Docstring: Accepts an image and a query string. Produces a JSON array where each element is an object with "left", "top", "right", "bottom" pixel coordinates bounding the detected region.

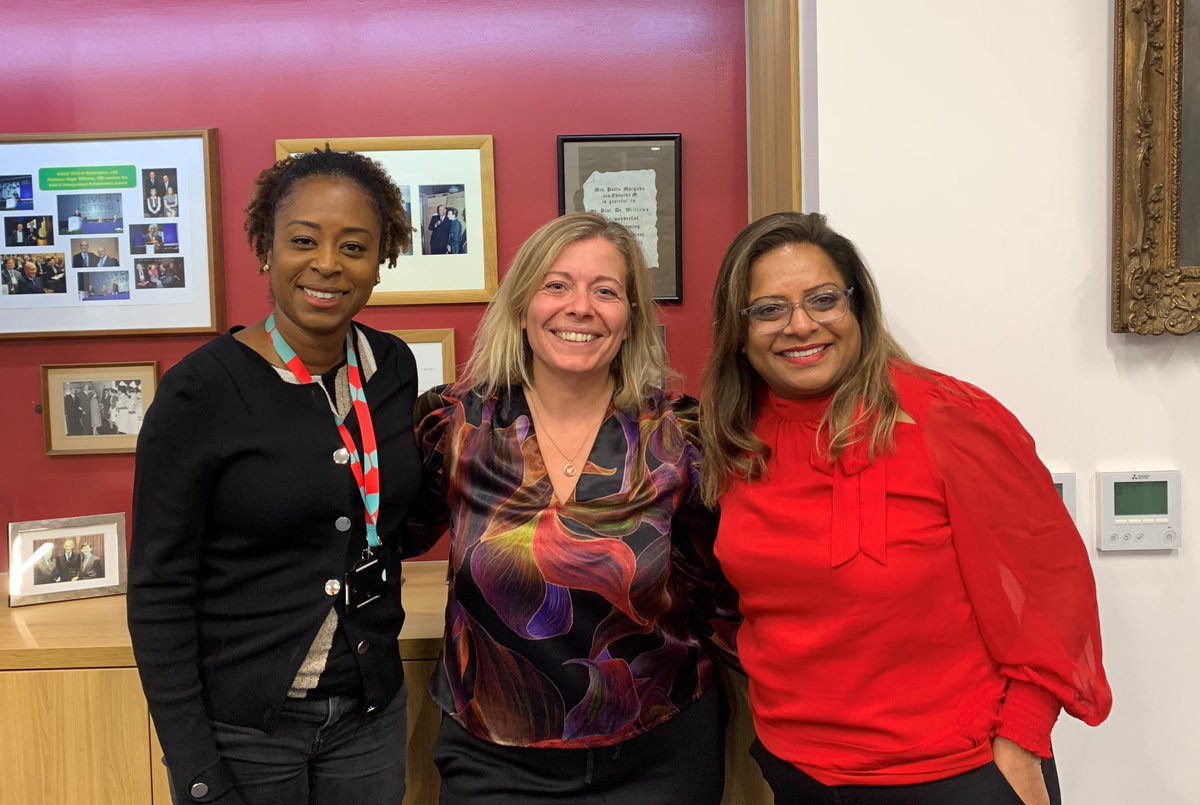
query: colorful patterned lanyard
[{"left": 266, "top": 313, "right": 381, "bottom": 551}]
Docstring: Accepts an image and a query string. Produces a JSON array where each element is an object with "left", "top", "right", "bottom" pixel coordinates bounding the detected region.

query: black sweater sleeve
[{"left": 127, "top": 356, "right": 246, "bottom": 804}]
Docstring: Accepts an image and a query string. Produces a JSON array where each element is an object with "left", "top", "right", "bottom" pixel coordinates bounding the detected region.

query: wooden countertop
[{"left": 0, "top": 561, "right": 449, "bottom": 671}]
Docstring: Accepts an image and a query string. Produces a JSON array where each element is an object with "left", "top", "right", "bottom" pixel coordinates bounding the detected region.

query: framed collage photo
[
  {"left": 276, "top": 136, "right": 498, "bottom": 305},
  {"left": 391, "top": 328, "right": 457, "bottom": 396},
  {"left": 0, "top": 129, "right": 224, "bottom": 340},
  {"left": 7, "top": 513, "right": 127, "bottom": 607},
  {"left": 558, "top": 134, "right": 682, "bottom": 302},
  {"left": 41, "top": 362, "right": 158, "bottom": 455}
]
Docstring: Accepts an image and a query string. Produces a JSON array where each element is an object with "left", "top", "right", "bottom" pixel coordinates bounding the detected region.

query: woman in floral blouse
[{"left": 405, "top": 212, "right": 739, "bottom": 804}]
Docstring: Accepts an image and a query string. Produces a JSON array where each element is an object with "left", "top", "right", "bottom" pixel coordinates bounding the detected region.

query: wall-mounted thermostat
[
  {"left": 1051, "top": 472, "right": 1078, "bottom": 525},
  {"left": 1097, "top": 471, "right": 1181, "bottom": 551}
]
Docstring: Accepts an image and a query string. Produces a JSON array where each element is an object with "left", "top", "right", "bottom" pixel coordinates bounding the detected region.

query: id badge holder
[{"left": 345, "top": 550, "right": 387, "bottom": 610}]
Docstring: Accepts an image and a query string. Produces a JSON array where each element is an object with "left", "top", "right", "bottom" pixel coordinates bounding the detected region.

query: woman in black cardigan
[{"left": 128, "top": 149, "right": 421, "bottom": 805}]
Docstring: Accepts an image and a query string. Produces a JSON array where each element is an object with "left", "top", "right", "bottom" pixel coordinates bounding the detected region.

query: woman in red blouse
[
  {"left": 405, "top": 212, "right": 739, "bottom": 804},
  {"left": 700, "top": 212, "right": 1111, "bottom": 805}
]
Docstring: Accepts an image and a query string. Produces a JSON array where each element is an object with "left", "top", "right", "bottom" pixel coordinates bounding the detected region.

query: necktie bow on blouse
[{"left": 807, "top": 422, "right": 888, "bottom": 567}]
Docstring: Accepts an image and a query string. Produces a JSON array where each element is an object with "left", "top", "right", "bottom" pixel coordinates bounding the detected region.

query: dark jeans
[
  {"left": 171, "top": 683, "right": 407, "bottom": 805},
  {"left": 434, "top": 684, "right": 726, "bottom": 804},
  {"left": 751, "top": 738, "right": 1062, "bottom": 805}
]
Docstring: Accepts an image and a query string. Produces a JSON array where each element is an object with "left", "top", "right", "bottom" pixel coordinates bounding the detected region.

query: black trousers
[
  {"left": 434, "top": 685, "right": 726, "bottom": 804},
  {"left": 166, "top": 686, "right": 407, "bottom": 805},
  {"left": 751, "top": 738, "right": 1062, "bottom": 805}
]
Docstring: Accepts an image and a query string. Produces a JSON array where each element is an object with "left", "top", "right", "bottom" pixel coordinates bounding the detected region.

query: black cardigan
[{"left": 127, "top": 325, "right": 419, "bottom": 803}]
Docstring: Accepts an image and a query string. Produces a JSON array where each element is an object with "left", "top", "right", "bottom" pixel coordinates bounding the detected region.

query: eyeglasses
[{"left": 740, "top": 287, "right": 855, "bottom": 333}]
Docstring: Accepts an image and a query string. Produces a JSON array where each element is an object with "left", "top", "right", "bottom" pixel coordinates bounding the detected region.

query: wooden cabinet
[
  {"left": 401, "top": 657, "right": 441, "bottom": 804},
  {"left": 0, "top": 668, "right": 153, "bottom": 804},
  {"left": 1, "top": 564, "right": 768, "bottom": 804},
  {"left": 0, "top": 565, "right": 448, "bottom": 805}
]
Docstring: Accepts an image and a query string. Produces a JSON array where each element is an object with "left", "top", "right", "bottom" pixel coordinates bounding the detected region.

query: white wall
[{"left": 813, "top": 2, "right": 1200, "bottom": 802}]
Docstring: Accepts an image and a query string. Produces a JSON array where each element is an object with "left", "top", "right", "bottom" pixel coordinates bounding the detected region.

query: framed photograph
[
  {"left": 558, "top": 134, "right": 682, "bottom": 302},
  {"left": 7, "top": 513, "right": 127, "bottom": 607},
  {"left": 391, "top": 328, "right": 456, "bottom": 395},
  {"left": 1112, "top": 0, "right": 1200, "bottom": 334},
  {"left": 275, "top": 136, "right": 498, "bottom": 305},
  {"left": 0, "top": 129, "right": 223, "bottom": 340},
  {"left": 41, "top": 362, "right": 158, "bottom": 455}
]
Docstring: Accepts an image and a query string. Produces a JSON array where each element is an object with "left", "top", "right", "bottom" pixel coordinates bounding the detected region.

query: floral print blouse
[{"left": 404, "top": 382, "right": 739, "bottom": 749}]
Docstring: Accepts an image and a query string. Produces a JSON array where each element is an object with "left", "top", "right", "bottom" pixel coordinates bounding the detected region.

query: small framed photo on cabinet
[{"left": 7, "top": 513, "right": 128, "bottom": 607}]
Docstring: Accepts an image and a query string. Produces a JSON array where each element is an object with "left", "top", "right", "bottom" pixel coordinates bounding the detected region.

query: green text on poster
[{"left": 39, "top": 166, "right": 137, "bottom": 191}]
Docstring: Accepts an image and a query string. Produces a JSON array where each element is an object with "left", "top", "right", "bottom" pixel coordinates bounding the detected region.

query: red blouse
[{"left": 715, "top": 363, "right": 1111, "bottom": 786}]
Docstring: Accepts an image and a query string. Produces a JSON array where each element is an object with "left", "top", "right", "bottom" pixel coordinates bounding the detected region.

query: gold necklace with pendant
[{"left": 526, "top": 387, "right": 606, "bottom": 478}]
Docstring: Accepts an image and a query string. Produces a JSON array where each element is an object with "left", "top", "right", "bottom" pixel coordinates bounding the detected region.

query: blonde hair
[
  {"left": 699, "top": 212, "right": 911, "bottom": 506},
  {"left": 462, "top": 212, "right": 668, "bottom": 410}
]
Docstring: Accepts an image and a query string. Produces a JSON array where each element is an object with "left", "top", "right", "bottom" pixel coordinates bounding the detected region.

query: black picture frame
[{"left": 557, "top": 134, "right": 682, "bottom": 302}]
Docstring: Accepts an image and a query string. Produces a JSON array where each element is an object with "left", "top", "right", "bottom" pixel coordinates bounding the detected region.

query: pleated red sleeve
[{"left": 918, "top": 372, "right": 1112, "bottom": 757}]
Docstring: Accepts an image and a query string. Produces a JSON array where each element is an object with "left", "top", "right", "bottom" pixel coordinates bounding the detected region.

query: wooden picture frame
[
  {"left": 557, "top": 134, "right": 682, "bottom": 302},
  {"left": 1112, "top": 0, "right": 1200, "bottom": 334},
  {"left": 276, "top": 136, "right": 498, "bottom": 306},
  {"left": 7, "top": 513, "right": 127, "bottom": 607},
  {"left": 391, "top": 328, "right": 456, "bottom": 395},
  {"left": 41, "top": 362, "right": 158, "bottom": 455},
  {"left": 0, "top": 129, "right": 224, "bottom": 339}
]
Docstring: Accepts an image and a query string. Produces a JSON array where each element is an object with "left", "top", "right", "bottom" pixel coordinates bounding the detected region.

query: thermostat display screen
[{"left": 1114, "top": 481, "right": 1169, "bottom": 516}]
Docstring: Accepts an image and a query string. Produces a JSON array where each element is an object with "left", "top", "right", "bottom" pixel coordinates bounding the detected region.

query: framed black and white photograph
[
  {"left": 391, "top": 328, "right": 457, "bottom": 395},
  {"left": 0, "top": 129, "right": 223, "bottom": 340},
  {"left": 276, "top": 136, "right": 498, "bottom": 305},
  {"left": 558, "top": 134, "right": 682, "bottom": 302},
  {"left": 7, "top": 513, "right": 128, "bottom": 607},
  {"left": 41, "top": 362, "right": 158, "bottom": 455}
]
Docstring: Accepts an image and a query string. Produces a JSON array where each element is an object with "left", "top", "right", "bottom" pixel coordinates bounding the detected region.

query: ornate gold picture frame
[{"left": 1112, "top": 0, "right": 1199, "bottom": 334}]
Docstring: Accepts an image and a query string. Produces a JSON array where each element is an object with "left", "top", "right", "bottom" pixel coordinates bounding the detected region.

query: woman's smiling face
[
  {"left": 522, "top": 236, "right": 630, "bottom": 386},
  {"left": 267, "top": 175, "right": 381, "bottom": 340},
  {"left": 743, "top": 242, "right": 862, "bottom": 399}
]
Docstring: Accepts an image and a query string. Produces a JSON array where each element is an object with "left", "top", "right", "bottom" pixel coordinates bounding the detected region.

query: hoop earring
[{"left": 259, "top": 263, "right": 270, "bottom": 274}]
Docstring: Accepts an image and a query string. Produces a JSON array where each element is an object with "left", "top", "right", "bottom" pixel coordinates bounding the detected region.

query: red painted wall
[{"left": 1, "top": 1, "right": 747, "bottom": 568}]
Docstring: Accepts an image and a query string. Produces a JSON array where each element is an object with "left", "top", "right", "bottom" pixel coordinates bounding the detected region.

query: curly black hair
[{"left": 244, "top": 145, "right": 411, "bottom": 268}]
